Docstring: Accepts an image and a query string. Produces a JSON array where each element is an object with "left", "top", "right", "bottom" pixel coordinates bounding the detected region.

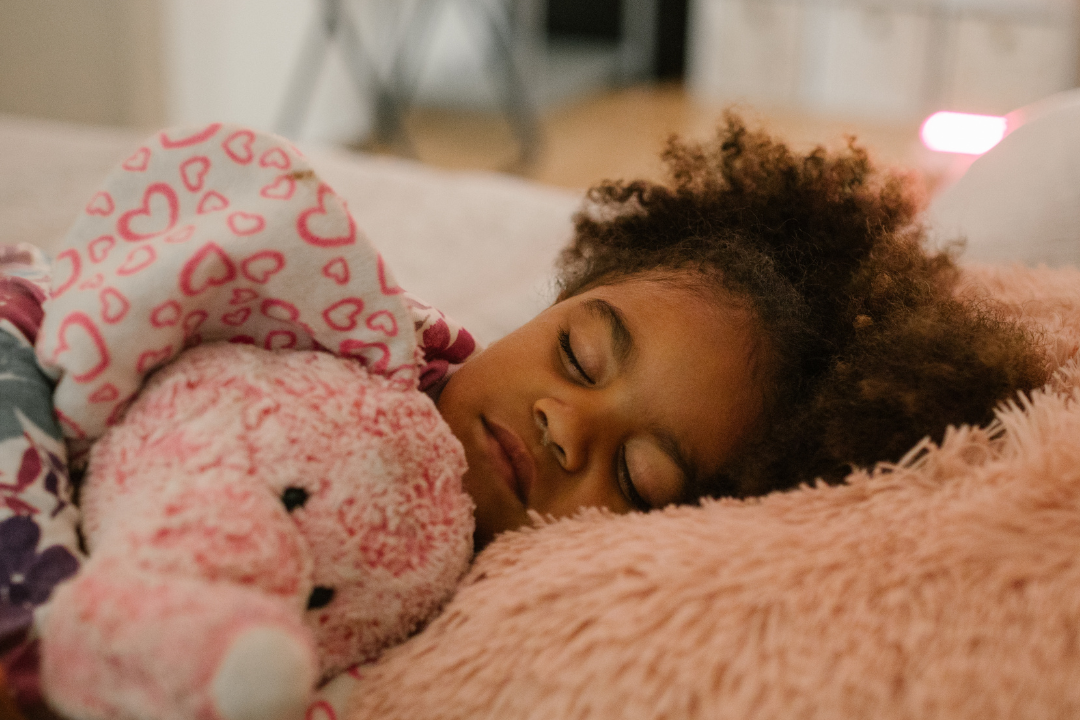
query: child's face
[{"left": 437, "top": 273, "right": 765, "bottom": 549}]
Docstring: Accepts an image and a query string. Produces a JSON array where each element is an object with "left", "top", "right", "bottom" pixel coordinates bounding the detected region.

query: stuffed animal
[{"left": 38, "top": 342, "right": 474, "bottom": 720}]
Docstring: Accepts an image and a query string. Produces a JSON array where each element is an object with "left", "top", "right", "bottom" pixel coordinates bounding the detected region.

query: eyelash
[
  {"left": 558, "top": 328, "right": 595, "bottom": 385},
  {"left": 617, "top": 446, "right": 650, "bottom": 512},
  {"left": 557, "top": 328, "right": 648, "bottom": 511}
]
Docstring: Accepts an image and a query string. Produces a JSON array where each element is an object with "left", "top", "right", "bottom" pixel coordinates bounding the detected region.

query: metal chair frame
[{"left": 276, "top": 0, "right": 541, "bottom": 167}]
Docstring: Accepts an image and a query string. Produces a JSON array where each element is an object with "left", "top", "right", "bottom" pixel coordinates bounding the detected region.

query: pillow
[
  {"left": 344, "top": 264, "right": 1080, "bottom": 720},
  {"left": 927, "top": 88, "right": 1080, "bottom": 267}
]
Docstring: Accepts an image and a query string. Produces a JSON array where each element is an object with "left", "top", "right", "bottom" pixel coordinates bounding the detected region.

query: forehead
[{"left": 571, "top": 278, "right": 765, "bottom": 479}]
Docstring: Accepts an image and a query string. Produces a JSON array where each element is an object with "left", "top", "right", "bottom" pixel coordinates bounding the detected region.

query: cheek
[
  {"left": 529, "top": 474, "right": 635, "bottom": 518},
  {"left": 434, "top": 361, "right": 479, "bottom": 433}
]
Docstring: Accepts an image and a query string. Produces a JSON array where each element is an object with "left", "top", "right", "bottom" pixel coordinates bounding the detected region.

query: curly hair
[{"left": 557, "top": 113, "right": 1049, "bottom": 498}]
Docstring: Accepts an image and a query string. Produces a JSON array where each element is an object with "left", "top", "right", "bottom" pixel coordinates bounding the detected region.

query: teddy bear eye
[
  {"left": 281, "top": 487, "right": 309, "bottom": 512},
  {"left": 307, "top": 586, "right": 335, "bottom": 610}
]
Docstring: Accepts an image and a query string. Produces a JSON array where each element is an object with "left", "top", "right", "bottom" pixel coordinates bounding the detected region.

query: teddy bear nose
[
  {"left": 307, "top": 586, "right": 335, "bottom": 610},
  {"left": 281, "top": 486, "right": 309, "bottom": 512}
]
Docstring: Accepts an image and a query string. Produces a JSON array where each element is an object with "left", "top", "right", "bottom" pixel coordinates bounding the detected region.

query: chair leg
[
  {"left": 455, "top": 0, "right": 543, "bottom": 168},
  {"left": 276, "top": 0, "right": 543, "bottom": 168},
  {"left": 275, "top": 0, "right": 339, "bottom": 137},
  {"left": 337, "top": 0, "right": 413, "bottom": 151}
]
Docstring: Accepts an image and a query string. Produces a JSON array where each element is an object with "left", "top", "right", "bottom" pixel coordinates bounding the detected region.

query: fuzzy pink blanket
[{"left": 342, "top": 263, "right": 1080, "bottom": 720}]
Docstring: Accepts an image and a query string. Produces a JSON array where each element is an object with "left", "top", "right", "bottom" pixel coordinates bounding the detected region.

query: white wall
[
  {"left": 0, "top": 0, "right": 166, "bottom": 129},
  {"left": 688, "top": 0, "right": 1080, "bottom": 121},
  {"left": 162, "top": 0, "right": 375, "bottom": 144},
  {"left": 0, "top": 0, "right": 556, "bottom": 144}
]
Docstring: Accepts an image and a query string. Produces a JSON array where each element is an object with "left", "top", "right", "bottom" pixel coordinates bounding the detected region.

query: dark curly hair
[{"left": 557, "top": 113, "right": 1049, "bottom": 499}]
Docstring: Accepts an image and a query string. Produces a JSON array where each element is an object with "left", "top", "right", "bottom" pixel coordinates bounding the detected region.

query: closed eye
[
  {"left": 558, "top": 328, "right": 595, "bottom": 385},
  {"left": 617, "top": 445, "right": 651, "bottom": 511}
]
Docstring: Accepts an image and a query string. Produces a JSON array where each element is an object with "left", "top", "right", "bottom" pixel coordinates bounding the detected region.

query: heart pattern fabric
[{"left": 35, "top": 124, "right": 454, "bottom": 444}]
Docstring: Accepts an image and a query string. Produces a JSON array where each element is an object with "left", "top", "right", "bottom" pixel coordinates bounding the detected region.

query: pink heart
[
  {"left": 51, "top": 249, "right": 81, "bottom": 299},
  {"left": 88, "top": 383, "right": 120, "bottom": 403},
  {"left": 296, "top": 184, "right": 356, "bottom": 247},
  {"left": 88, "top": 235, "right": 115, "bottom": 264},
  {"left": 228, "top": 212, "right": 265, "bottom": 236},
  {"left": 99, "top": 287, "right": 130, "bottom": 324},
  {"left": 86, "top": 192, "right": 114, "bottom": 217},
  {"left": 122, "top": 147, "right": 150, "bottom": 172},
  {"left": 136, "top": 345, "right": 173, "bottom": 374},
  {"left": 306, "top": 701, "right": 336, "bottom": 720},
  {"left": 165, "top": 225, "right": 196, "bottom": 244},
  {"left": 51, "top": 312, "right": 110, "bottom": 383},
  {"left": 222, "top": 307, "right": 251, "bottom": 326},
  {"left": 184, "top": 310, "right": 208, "bottom": 336},
  {"left": 230, "top": 288, "right": 259, "bottom": 305},
  {"left": 223, "top": 129, "right": 255, "bottom": 164},
  {"left": 197, "top": 190, "right": 229, "bottom": 214},
  {"left": 260, "top": 175, "right": 295, "bottom": 201},
  {"left": 241, "top": 251, "right": 285, "bottom": 284},
  {"left": 117, "top": 182, "right": 178, "bottom": 241},
  {"left": 181, "top": 156, "right": 211, "bottom": 192},
  {"left": 322, "top": 257, "right": 349, "bottom": 285},
  {"left": 180, "top": 242, "right": 236, "bottom": 296},
  {"left": 150, "top": 299, "right": 182, "bottom": 328},
  {"left": 339, "top": 339, "right": 390, "bottom": 374},
  {"left": 260, "top": 299, "right": 300, "bottom": 322},
  {"left": 365, "top": 310, "right": 398, "bottom": 337},
  {"left": 160, "top": 124, "right": 221, "bottom": 149},
  {"left": 322, "top": 298, "right": 365, "bottom": 331},
  {"left": 377, "top": 255, "right": 403, "bottom": 295},
  {"left": 259, "top": 147, "right": 291, "bottom": 170},
  {"left": 116, "top": 246, "right": 157, "bottom": 276},
  {"left": 265, "top": 330, "right": 297, "bottom": 350}
]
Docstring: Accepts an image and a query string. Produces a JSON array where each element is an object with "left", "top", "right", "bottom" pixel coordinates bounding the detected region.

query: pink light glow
[{"left": 920, "top": 111, "right": 1008, "bottom": 155}]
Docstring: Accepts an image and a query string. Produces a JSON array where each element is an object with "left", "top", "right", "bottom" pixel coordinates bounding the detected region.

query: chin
[{"left": 465, "top": 475, "right": 529, "bottom": 552}]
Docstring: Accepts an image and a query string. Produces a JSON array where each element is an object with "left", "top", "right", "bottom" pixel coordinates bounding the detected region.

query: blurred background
[{"left": 0, "top": 0, "right": 1077, "bottom": 190}]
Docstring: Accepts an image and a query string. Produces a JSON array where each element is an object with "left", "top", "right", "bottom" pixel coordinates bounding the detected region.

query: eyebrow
[{"left": 583, "top": 298, "right": 633, "bottom": 366}]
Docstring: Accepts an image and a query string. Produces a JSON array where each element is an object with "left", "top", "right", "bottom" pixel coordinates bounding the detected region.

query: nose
[{"left": 533, "top": 397, "right": 592, "bottom": 473}]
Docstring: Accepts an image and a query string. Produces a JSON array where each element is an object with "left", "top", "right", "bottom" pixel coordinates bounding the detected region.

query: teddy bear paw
[{"left": 211, "top": 626, "right": 316, "bottom": 720}]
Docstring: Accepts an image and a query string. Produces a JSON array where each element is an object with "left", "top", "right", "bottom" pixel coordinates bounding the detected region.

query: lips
[{"left": 481, "top": 417, "right": 535, "bottom": 506}]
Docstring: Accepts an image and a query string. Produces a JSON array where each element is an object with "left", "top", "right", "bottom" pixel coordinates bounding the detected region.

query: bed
[{"left": 2, "top": 92, "right": 1080, "bottom": 719}]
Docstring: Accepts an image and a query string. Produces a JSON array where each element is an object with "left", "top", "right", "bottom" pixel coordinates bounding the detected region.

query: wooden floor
[{"left": 372, "top": 83, "right": 937, "bottom": 192}]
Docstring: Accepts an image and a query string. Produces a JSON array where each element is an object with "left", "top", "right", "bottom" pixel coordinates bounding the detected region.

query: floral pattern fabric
[{"left": 0, "top": 244, "right": 82, "bottom": 709}]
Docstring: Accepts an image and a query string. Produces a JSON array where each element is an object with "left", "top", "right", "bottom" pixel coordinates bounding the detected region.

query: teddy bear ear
[{"left": 281, "top": 487, "right": 309, "bottom": 512}]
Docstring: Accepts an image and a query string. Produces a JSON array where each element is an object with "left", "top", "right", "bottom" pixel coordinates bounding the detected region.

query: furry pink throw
[{"left": 344, "top": 264, "right": 1080, "bottom": 720}]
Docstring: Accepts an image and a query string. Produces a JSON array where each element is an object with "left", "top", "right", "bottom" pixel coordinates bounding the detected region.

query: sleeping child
[{"left": 0, "top": 115, "right": 1048, "bottom": 719}]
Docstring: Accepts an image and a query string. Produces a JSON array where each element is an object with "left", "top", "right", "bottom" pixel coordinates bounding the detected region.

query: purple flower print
[
  {"left": 0, "top": 515, "right": 79, "bottom": 646},
  {"left": 0, "top": 517, "right": 78, "bottom": 610},
  {"left": 0, "top": 516, "right": 79, "bottom": 706},
  {"left": 0, "top": 435, "right": 69, "bottom": 519},
  {"left": 0, "top": 277, "right": 45, "bottom": 345},
  {"left": 422, "top": 319, "right": 476, "bottom": 365},
  {"left": 419, "top": 319, "right": 477, "bottom": 392}
]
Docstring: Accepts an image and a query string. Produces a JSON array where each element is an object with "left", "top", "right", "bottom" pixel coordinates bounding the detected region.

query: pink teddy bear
[{"left": 39, "top": 342, "right": 474, "bottom": 720}]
